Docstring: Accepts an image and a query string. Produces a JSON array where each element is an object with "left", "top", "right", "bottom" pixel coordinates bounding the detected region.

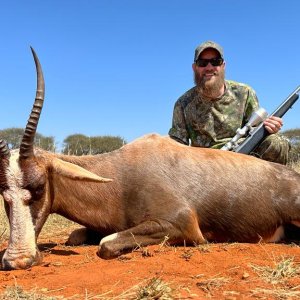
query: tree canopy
[
  {"left": 282, "top": 128, "right": 300, "bottom": 162},
  {"left": 0, "top": 128, "right": 56, "bottom": 152},
  {"left": 62, "top": 134, "right": 126, "bottom": 155}
]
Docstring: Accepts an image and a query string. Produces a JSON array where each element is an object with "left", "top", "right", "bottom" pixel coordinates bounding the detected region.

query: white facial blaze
[{"left": 2, "top": 152, "right": 37, "bottom": 262}]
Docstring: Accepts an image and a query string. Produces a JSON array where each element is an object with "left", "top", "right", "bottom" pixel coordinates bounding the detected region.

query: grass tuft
[
  {"left": 250, "top": 256, "right": 300, "bottom": 284},
  {"left": 251, "top": 286, "right": 300, "bottom": 299},
  {"left": 194, "top": 243, "right": 211, "bottom": 253},
  {"left": 135, "top": 277, "right": 174, "bottom": 300},
  {"left": 0, "top": 284, "right": 64, "bottom": 300},
  {"left": 83, "top": 277, "right": 177, "bottom": 300}
]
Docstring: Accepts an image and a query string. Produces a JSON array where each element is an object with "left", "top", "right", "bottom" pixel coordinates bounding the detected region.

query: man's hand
[{"left": 263, "top": 116, "right": 283, "bottom": 134}]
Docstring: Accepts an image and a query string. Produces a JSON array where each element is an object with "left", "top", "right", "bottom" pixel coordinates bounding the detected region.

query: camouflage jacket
[{"left": 168, "top": 80, "right": 259, "bottom": 148}]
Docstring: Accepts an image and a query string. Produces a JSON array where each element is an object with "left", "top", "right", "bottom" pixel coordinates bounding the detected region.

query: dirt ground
[{"left": 1, "top": 225, "right": 300, "bottom": 300}]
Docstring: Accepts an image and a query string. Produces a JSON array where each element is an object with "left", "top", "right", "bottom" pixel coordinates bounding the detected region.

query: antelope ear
[{"left": 52, "top": 158, "right": 113, "bottom": 183}]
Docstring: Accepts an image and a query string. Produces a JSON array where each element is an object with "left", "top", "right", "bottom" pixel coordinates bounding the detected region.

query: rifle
[{"left": 220, "top": 86, "right": 300, "bottom": 154}]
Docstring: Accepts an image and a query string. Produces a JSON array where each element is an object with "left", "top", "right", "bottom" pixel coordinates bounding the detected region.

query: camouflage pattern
[
  {"left": 169, "top": 80, "right": 259, "bottom": 148},
  {"left": 194, "top": 40, "right": 224, "bottom": 61},
  {"left": 251, "top": 134, "right": 291, "bottom": 165},
  {"left": 169, "top": 80, "right": 291, "bottom": 164}
]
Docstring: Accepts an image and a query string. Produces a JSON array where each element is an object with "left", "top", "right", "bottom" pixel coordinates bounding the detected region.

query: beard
[{"left": 194, "top": 68, "right": 225, "bottom": 99}]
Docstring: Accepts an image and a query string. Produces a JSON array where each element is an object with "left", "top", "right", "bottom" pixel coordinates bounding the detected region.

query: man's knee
[{"left": 251, "top": 134, "right": 291, "bottom": 165}]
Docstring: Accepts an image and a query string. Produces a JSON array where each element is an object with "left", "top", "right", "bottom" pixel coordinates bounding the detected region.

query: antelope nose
[
  {"left": 2, "top": 256, "right": 35, "bottom": 270},
  {"left": 2, "top": 250, "right": 43, "bottom": 270}
]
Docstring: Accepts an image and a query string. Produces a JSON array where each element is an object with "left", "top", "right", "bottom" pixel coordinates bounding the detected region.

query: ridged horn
[
  {"left": 0, "top": 140, "right": 10, "bottom": 159},
  {"left": 19, "top": 47, "right": 45, "bottom": 159}
]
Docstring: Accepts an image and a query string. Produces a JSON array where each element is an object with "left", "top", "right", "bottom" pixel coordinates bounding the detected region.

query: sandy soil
[{"left": 1, "top": 228, "right": 300, "bottom": 300}]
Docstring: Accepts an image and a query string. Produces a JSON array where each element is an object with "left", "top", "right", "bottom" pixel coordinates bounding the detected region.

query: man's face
[{"left": 193, "top": 48, "right": 225, "bottom": 98}]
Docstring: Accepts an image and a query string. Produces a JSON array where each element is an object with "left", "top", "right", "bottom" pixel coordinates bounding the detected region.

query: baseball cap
[{"left": 194, "top": 41, "right": 224, "bottom": 62}]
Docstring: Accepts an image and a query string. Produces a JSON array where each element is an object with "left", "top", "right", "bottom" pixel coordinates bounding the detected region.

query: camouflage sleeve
[
  {"left": 168, "top": 100, "right": 189, "bottom": 145},
  {"left": 243, "top": 86, "right": 260, "bottom": 124}
]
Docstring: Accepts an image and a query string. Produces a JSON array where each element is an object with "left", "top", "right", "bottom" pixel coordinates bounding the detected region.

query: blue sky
[{"left": 1, "top": 1, "right": 300, "bottom": 149}]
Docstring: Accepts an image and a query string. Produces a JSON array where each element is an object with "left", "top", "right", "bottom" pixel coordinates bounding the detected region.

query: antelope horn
[
  {"left": 19, "top": 47, "right": 45, "bottom": 159},
  {"left": 0, "top": 140, "right": 10, "bottom": 159}
]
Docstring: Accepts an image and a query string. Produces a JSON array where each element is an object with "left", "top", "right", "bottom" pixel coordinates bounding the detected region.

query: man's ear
[{"left": 192, "top": 63, "right": 197, "bottom": 71}]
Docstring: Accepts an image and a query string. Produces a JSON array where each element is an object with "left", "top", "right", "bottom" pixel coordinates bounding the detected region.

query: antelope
[{"left": 1, "top": 49, "right": 300, "bottom": 271}]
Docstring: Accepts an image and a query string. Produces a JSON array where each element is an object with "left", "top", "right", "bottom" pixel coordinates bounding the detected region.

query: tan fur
[{"left": 2, "top": 134, "right": 300, "bottom": 269}]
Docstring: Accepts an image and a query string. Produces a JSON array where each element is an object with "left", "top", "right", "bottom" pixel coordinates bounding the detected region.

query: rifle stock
[{"left": 233, "top": 86, "right": 300, "bottom": 154}]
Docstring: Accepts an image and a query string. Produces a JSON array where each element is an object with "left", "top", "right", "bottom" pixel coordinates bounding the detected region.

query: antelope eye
[
  {"left": 35, "top": 185, "right": 45, "bottom": 197},
  {"left": 26, "top": 184, "right": 45, "bottom": 201}
]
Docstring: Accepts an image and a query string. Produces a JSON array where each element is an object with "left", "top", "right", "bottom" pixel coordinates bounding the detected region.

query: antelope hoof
[
  {"left": 66, "top": 228, "right": 89, "bottom": 246},
  {"left": 97, "top": 242, "right": 124, "bottom": 259}
]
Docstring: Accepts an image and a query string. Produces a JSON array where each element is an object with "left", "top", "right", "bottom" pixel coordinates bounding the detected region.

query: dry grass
[
  {"left": 288, "top": 159, "right": 300, "bottom": 173},
  {"left": 134, "top": 277, "right": 174, "bottom": 300},
  {"left": 81, "top": 277, "right": 178, "bottom": 300},
  {"left": 0, "top": 199, "right": 8, "bottom": 243},
  {"left": 0, "top": 197, "right": 79, "bottom": 243},
  {"left": 196, "top": 275, "right": 229, "bottom": 295},
  {"left": 194, "top": 243, "right": 211, "bottom": 253},
  {"left": 250, "top": 256, "right": 300, "bottom": 284},
  {"left": 39, "top": 214, "right": 80, "bottom": 241},
  {"left": 0, "top": 228, "right": 6, "bottom": 246},
  {"left": 251, "top": 286, "right": 300, "bottom": 299},
  {"left": 0, "top": 277, "right": 179, "bottom": 300},
  {"left": 0, "top": 284, "right": 65, "bottom": 300}
]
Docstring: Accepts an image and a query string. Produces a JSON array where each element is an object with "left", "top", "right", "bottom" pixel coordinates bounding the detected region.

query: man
[{"left": 168, "top": 41, "right": 290, "bottom": 164}]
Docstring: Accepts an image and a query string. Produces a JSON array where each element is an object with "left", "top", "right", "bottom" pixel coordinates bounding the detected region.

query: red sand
[{"left": 1, "top": 235, "right": 300, "bottom": 299}]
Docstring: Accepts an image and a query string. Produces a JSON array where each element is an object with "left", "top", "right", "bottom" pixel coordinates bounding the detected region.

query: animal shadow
[
  {"left": 283, "top": 224, "right": 300, "bottom": 245},
  {"left": 39, "top": 243, "right": 79, "bottom": 256}
]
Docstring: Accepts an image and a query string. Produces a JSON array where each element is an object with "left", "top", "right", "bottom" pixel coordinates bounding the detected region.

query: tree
[
  {"left": 90, "top": 136, "right": 126, "bottom": 154},
  {"left": 62, "top": 134, "right": 90, "bottom": 155},
  {"left": 62, "top": 134, "right": 126, "bottom": 155},
  {"left": 0, "top": 128, "right": 56, "bottom": 152},
  {"left": 282, "top": 128, "right": 300, "bottom": 162}
]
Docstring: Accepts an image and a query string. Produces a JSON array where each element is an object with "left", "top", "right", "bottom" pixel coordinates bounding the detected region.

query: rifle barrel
[{"left": 234, "top": 86, "right": 300, "bottom": 154}]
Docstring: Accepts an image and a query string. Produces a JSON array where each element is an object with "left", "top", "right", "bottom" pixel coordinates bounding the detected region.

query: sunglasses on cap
[{"left": 195, "top": 58, "right": 224, "bottom": 67}]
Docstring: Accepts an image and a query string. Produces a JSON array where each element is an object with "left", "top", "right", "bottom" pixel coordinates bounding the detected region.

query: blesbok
[{"left": 1, "top": 49, "right": 300, "bottom": 270}]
